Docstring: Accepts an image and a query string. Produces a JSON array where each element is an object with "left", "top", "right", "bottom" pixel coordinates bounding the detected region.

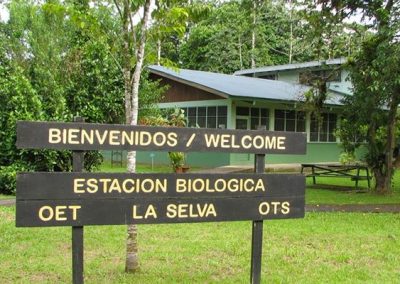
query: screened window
[
  {"left": 274, "top": 109, "right": 305, "bottom": 132},
  {"left": 299, "top": 69, "right": 341, "bottom": 86},
  {"left": 310, "top": 113, "right": 337, "bottom": 142},
  {"left": 178, "top": 106, "right": 227, "bottom": 129},
  {"left": 236, "top": 107, "right": 269, "bottom": 130}
]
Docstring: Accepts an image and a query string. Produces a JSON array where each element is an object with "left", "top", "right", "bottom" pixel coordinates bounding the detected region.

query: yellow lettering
[
  {"left": 49, "top": 128, "right": 62, "bottom": 144},
  {"left": 81, "top": 129, "right": 94, "bottom": 144},
  {"left": 87, "top": 178, "right": 98, "bottom": 193},
  {"left": 281, "top": 202, "right": 290, "bottom": 214},
  {"left": 108, "top": 179, "right": 121, "bottom": 193},
  {"left": 265, "top": 136, "right": 276, "bottom": 149},
  {"left": 255, "top": 179, "right": 265, "bottom": 191},
  {"left": 38, "top": 206, "right": 54, "bottom": 221},
  {"left": 69, "top": 205, "right": 81, "bottom": 220},
  {"left": 68, "top": 129, "right": 80, "bottom": 144},
  {"left": 241, "top": 135, "right": 252, "bottom": 149},
  {"left": 204, "top": 134, "right": 220, "bottom": 148},
  {"left": 140, "top": 131, "right": 151, "bottom": 146},
  {"left": 166, "top": 204, "right": 177, "bottom": 218},
  {"left": 109, "top": 130, "right": 120, "bottom": 145},
  {"left": 277, "top": 137, "right": 286, "bottom": 150},
  {"left": 55, "top": 206, "right": 67, "bottom": 221},
  {"left": 167, "top": 132, "right": 178, "bottom": 147},
  {"left": 73, "top": 179, "right": 85, "bottom": 194},
  {"left": 220, "top": 134, "right": 230, "bottom": 148},
  {"left": 153, "top": 132, "right": 166, "bottom": 146},
  {"left": 132, "top": 205, "right": 143, "bottom": 219},
  {"left": 176, "top": 179, "right": 186, "bottom": 193},
  {"left": 259, "top": 202, "right": 270, "bottom": 215},
  {"left": 145, "top": 205, "right": 157, "bottom": 219}
]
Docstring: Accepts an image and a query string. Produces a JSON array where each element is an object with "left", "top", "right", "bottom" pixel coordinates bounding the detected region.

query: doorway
[{"left": 234, "top": 116, "right": 251, "bottom": 163}]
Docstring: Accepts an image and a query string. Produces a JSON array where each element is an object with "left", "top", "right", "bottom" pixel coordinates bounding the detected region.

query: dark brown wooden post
[
  {"left": 251, "top": 125, "right": 266, "bottom": 284},
  {"left": 72, "top": 117, "right": 84, "bottom": 284}
]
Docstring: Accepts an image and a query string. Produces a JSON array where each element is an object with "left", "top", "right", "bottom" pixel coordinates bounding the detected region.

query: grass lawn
[
  {"left": 305, "top": 170, "right": 400, "bottom": 205},
  {"left": 1, "top": 164, "right": 399, "bottom": 282},
  {"left": 1, "top": 205, "right": 399, "bottom": 283}
]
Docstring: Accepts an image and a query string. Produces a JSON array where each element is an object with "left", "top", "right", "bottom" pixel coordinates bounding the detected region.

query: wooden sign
[
  {"left": 17, "top": 121, "right": 306, "bottom": 154},
  {"left": 16, "top": 173, "right": 305, "bottom": 227}
]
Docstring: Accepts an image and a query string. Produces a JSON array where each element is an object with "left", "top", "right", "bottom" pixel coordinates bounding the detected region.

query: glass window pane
[
  {"left": 310, "top": 132, "right": 319, "bottom": 141},
  {"left": 297, "top": 119, "right": 306, "bottom": 132},
  {"left": 218, "top": 106, "right": 227, "bottom": 116},
  {"left": 188, "top": 116, "right": 197, "bottom": 127},
  {"left": 207, "top": 106, "right": 216, "bottom": 116},
  {"left": 237, "top": 107, "right": 249, "bottom": 116},
  {"left": 197, "top": 116, "right": 206, "bottom": 128},
  {"left": 260, "top": 108, "right": 268, "bottom": 117},
  {"left": 207, "top": 116, "right": 216, "bottom": 128},
  {"left": 319, "top": 132, "right": 328, "bottom": 142},
  {"left": 286, "top": 110, "right": 295, "bottom": 119},
  {"left": 188, "top": 107, "right": 196, "bottom": 117},
  {"left": 328, "top": 133, "right": 336, "bottom": 142},
  {"left": 260, "top": 117, "right": 269, "bottom": 130},
  {"left": 251, "top": 108, "right": 259, "bottom": 117},
  {"left": 198, "top": 107, "right": 206, "bottom": 116},
  {"left": 251, "top": 117, "right": 259, "bottom": 130},
  {"left": 218, "top": 116, "right": 227, "bottom": 129},
  {"left": 286, "top": 119, "right": 295, "bottom": 132},
  {"left": 275, "top": 109, "right": 285, "bottom": 118},
  {"left": 275, "top": 118, "right": 284, "bottom": 131}
]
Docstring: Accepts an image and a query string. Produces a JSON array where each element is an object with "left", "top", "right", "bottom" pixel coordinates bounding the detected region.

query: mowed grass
[
  {"left": 1, "top": 205, "right": 399, "bottom": 283},
  {"left": 306, "top": 170, "right": 400, "bottom": 205}
]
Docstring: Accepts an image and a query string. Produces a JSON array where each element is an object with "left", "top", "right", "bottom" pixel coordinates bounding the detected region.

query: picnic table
[{"left": 301, "top": 163, "right": 371, "bottom": 189}]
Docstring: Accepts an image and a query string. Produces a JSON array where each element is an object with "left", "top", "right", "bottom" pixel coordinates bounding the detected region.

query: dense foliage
[
  {"left": 1, "top": 0, "right": 398, "bottom": 195},
  {"left": 305, "top": 0, "right": 400, "bottom": 194}
]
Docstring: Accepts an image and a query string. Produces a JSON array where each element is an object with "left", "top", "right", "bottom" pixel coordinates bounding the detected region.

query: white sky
[{"left": 0, "top": 1, "right": 9, "bottom": 22}]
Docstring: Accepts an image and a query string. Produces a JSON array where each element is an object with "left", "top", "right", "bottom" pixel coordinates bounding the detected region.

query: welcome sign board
[{"left": 17, "top": 121, "right": 306, "bottom": 154}]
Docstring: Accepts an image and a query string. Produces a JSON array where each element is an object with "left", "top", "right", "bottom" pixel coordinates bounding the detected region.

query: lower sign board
[{"left": 16, "top": 173, "right": 305, "bottom": 227}]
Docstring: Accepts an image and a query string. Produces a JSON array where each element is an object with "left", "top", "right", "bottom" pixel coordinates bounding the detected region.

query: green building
[{"left": 140, "top": 58, "right": 351, "bottom": 167}]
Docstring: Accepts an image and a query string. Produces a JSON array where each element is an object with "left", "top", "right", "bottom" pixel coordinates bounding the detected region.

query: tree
[
  {"left": 307, "top": 0, "right": 400, "bottom": 194},
  {"left": 112, "top": 0, "right": 152, "bottom": 272}
]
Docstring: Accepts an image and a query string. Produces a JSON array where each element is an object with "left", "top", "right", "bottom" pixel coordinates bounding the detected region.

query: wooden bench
[{"left": 301, "top": 163, "right": 371, "bottom": 189}]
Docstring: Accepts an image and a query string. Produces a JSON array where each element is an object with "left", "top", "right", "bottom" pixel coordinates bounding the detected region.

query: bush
[{"left": 0, "top": 163, "right": 29, "bottom": 195}]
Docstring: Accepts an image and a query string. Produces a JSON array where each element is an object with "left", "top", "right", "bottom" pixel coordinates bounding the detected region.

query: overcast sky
[{"left": 0, "top": 1, "right": 9, "bottom": 22}]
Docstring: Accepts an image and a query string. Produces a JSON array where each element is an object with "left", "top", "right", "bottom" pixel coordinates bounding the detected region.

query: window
[
  {"left": 299, "top": 69, "right": 341, "bottom": 86},
  {"left": 310, "top": 113, "right": 337, "bottom": 142},
  {"left": 258, "top": 74, "right": 277, "bottom": 80},
  {"left": 274, "top": 110, "right": 305, "bottom": 132},
  {"left": 176, "top": 106, "right": 228, "bottom": 129},
  {"left": 236, "top": 107, "right": 269, "bottom": 130}
]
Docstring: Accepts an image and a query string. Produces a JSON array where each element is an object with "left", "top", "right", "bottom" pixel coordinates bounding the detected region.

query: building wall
[
  {"left": 144, "top": 71, "right": 349, "bottom": 168},
  {"left": 150, "top": 74, "right": 224, "bottom": 102}
]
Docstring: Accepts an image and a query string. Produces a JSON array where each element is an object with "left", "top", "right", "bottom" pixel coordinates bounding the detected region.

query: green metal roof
[{"left": 148, "top": 65, "right": 343, "bottom": 105}]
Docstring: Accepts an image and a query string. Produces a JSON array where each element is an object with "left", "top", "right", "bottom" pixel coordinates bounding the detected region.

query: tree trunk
[
  {"left": 374, "top": 169, "right": 389, "bottom": 194},
  {"left": 251, "top": 0, "right": 256, "bottom": 69},
  {"left": 238, "top": 35, "right": 243, "bottom": 69},
  {"left": 125, "top": 0, "right": 152, "bottom": 273},
  {"left": 381, "top": 95, "right": 399, "bottom": 194},
  {"left": 288, "top": 0, "right": 293, "bottom": 64},
  {"left": 157, "top": 38, "right": 161, "bottom": 66}
]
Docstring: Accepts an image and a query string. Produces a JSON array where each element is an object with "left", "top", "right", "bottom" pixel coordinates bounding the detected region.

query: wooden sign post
[
  {"left": 16, "top": 120, "right": 307, "bottom": 284},
  {"left": 72, "top": 117, "right": 84, "bottom": 284}
]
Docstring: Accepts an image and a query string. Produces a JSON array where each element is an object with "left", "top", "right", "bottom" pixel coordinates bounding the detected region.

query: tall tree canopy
[{"left": 307, "top": 0, "right": 400, "bottom": 194}]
